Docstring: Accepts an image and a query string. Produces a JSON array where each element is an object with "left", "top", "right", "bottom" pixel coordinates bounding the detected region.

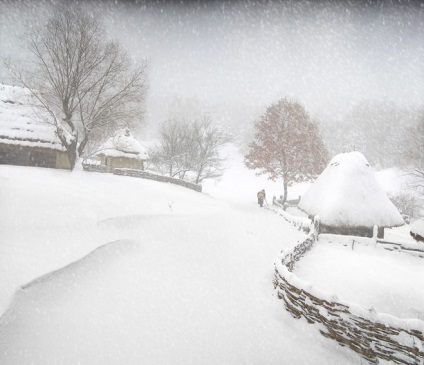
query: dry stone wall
[
  {"left": 82, "top": 163, "right": 107, "bottom": 173},
  {"left": 273, "top": 214, "right": 424, "bottom": 365},
  {"left": 113, "top": 168, "right": 202, "bottom": 193}
]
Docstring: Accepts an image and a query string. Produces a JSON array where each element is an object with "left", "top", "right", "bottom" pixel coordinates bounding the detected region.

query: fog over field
[{"left": 1, "top": 0, "right": 423, "bottom": 138}]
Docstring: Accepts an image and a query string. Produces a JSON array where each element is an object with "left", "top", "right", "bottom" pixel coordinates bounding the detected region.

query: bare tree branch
[
  {"left": 2, "top": 6, "right": 148, "bottom": 170},
  {"left": 148, "top": 116, "right": 231, "bottom": 183}
]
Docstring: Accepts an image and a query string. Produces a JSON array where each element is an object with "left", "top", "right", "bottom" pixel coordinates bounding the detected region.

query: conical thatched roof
[
  {"left": 298, "top": 151, "right": 404, "bottom": 228},
  {"left": 98, "top": 129, "right": 149, "bottom": 160}
]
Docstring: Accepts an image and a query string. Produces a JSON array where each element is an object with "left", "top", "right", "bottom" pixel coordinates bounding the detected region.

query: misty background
[{"left": 1, "top": 0, "right": 423, "bottom": 166}]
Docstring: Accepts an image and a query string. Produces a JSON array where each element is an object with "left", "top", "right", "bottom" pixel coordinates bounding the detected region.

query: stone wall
[
  {"left": 266, "top": 204, "right": 311, "bottom": 233},
  {"left": 82, "top": 163, "right": 107, "bottom": 173},
  {"left": 273, "top": 213, "right": 424, "bottom": 365},
  {"left": 113, "top": 168, "right": 202, "bottom": 193}
]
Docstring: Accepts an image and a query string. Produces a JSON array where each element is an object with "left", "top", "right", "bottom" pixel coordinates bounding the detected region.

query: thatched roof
[
  {"left": 410, "top": 219, "right": 424, "bottom": 238},
  {"left": 298, "top": 151, "right": 404, "bottom": 228},
  {"left": 0, "top": 84, "right": 64, "bottom": 152},
  {"left": 97, "top": 129, "right": 149, "bottom": 160}
]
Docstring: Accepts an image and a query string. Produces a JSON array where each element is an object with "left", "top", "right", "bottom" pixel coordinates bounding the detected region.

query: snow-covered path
[{"left": 0, "top": 164, "right": 362, "bottom": 364}]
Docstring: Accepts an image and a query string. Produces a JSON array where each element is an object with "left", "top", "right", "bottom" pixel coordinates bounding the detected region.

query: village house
[
  {"left": 97, "top": 128, "right": 149, "bottom": 173},
  {"left": 298, "top": 151, "right": 404, "bottom": 238},
  {"left": 0, "top": 84, "right": 70, "bottom": 170}
]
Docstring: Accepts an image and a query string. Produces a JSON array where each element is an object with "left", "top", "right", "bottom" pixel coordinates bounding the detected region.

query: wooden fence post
[{"left": 372, "top": 225, "right": 378, "bottom": 245}]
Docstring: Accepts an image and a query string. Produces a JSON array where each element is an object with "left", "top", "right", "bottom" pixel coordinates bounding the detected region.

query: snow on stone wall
[
  {"left": 265, "top": 204, "right": 312, "bottom": 233},
  {"left": 273, "top": 213, "right": 424, "bottom": 365},
  {"left": 113, "top": 168, "right": 202, "bottom": 192}
]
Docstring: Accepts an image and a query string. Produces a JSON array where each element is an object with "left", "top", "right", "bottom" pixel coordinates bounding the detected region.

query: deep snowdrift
[
  {"left": 0, "top": 165, "right": 361, "bottom": 365},
  {"left": 295, "top": 236, "right": 424, "bottom": 319}
]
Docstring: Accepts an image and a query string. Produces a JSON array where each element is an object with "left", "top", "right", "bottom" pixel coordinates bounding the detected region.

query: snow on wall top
[
  {"left": 298, "top": 151, "right": 404, "bottom": 228},
  {"left": 410, "top": 219, "right": 424, "bottom": 238},
  {"left": 98, "top": 128, "right": 149, "bottom": 160},
  {"left": 0, "top": 84, "right": 64, "bottom": 151}
]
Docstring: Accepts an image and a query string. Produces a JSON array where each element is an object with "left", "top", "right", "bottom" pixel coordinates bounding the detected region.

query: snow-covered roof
[
  {"left": 410, "top": 219, "right": 424, "bottom": 238},
  {"left": 97, "top": 129, "right": 149, "bottom": 160},
  {"left": 0, "top": 84, "right": 64, "bottom": 151},
  {"left": 298, "top": 151, "right": 404, "bottom": 228}
]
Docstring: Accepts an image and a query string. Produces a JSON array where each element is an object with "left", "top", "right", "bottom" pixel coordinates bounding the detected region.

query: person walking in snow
[{"left": 257, "top": 189, "right": 266, "bottom": 207}]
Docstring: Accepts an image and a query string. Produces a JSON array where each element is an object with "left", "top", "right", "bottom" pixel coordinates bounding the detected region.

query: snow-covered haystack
[{"left": 298, "top": 151, "right": 404, "bottom": 237}]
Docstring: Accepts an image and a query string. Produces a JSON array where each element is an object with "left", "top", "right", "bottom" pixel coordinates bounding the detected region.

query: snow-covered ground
[
  {"left": 295, "top": 235, "right": 424, "bottom": 320},
  {"left": 0, "top": 145, "right": 417, "bottom": 364}
]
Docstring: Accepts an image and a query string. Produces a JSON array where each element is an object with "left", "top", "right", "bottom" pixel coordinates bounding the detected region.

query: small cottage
[
  {"left": 97, "top": 128, "right": 149, "bottom": 173},
  {"left": 298, "top": 151, "right": 404, "bottom": 238},
  {"left": 0, "top": 84, "right": 70, "bottom": 170}
]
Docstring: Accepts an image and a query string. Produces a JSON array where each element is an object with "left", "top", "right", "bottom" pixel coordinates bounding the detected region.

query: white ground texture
[
  {"left": 0, "top": 145, "right": 417, "bottom": 364},
  {"left": 295, "top": 234, "right": 424, "bottom": 320}
]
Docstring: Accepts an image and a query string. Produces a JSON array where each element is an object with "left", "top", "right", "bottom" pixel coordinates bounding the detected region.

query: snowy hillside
[
  {"left": 1, "top": 145, "right": 419, "bottom": 364},
  {"left": 0, "top": 161, "right": 363, "bottom": 364}
]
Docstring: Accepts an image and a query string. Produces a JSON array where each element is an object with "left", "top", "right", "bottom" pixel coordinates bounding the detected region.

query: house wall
[
  {"left": 103, "top": 156, "right": 143, "bottom": 173},
  {"left": 0, "top": 143, "right": 70, "bottom": 170},
  {"left": 319, "top": 224, "right": 376, "bottom": 238},
  {"left": 55, "top": 151, "right": 71, "bottom": 170}
]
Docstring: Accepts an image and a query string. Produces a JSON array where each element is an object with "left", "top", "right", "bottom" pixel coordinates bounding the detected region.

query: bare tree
[
  {"left": 320, "top": 101, "right": 421, "bottom": 169},
  {"left": 148, "top": 119, "right": 195, "bottom": 178},
  {"left": 403, "top": 112, "right": 424, "bottom": 198},
  {"left": 3, "top": 6, "right": 147, "bottom": 170},
  {"left": 149, "top": 116, "right": 231, "bottom": 184},
  {"left": 389, "top": 191, "right": 421, "bottom": 219},
  {"left": 408, "top": 168, "right": 424, "bottom": 193},
  {"left": 191, "top": 119, "right": 231, "bottom": 184}
]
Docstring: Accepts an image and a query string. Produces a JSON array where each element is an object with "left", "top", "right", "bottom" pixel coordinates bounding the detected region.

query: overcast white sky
[{"left": 1, "top": 0, "right": 423, "bottom": 136}]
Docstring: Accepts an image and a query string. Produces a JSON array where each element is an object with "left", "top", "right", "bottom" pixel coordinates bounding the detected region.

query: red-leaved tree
[{"left": 244, "top": 98, "right": 328, "bottom": 203}]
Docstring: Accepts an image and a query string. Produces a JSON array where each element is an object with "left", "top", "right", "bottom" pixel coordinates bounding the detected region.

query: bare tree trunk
[
  {"left": 67, "top": 139, "right": 78, "bottom": 171},
  {"left": 283, "top": 181, "right": 288, "bottom": 204},
  {"left": 195, "top": 172, "right": 201, "bottom": 185}
]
